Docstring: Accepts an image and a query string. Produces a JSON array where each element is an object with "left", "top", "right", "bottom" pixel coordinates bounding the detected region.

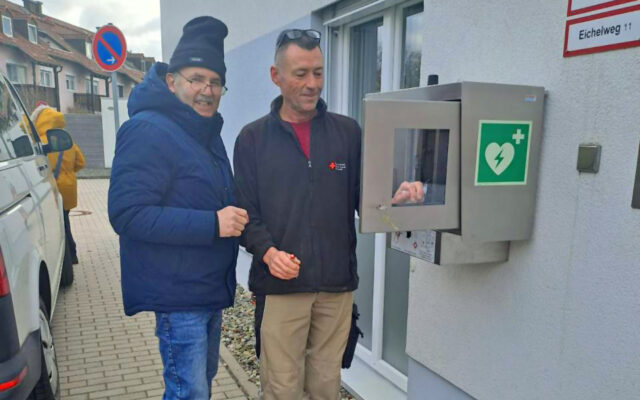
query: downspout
[
  {"left": 31, "top": 61, "right": 36, "bottom": 89},
  {"left": 105, "top": 76, "right": 110, "bottom": 98},
  {"left": 90, "top": 72, "right": 95, "bottom": 113},
  {"left": 53, "top": 65, "right": 62, "bottom": 111}
]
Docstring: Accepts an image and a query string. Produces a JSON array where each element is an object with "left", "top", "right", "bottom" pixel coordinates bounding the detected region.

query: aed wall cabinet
[{"left": 359, "top": 82, "right": 545, "bottom": 257}]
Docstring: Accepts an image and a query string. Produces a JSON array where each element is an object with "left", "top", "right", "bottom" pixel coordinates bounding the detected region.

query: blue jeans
[{"left": 155, "top": 310, "right": 223, "bottom": 400}]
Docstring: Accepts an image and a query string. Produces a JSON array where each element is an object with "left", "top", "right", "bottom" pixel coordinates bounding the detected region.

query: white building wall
[
  {"left": 58, "top": 61, "right": 83, "bottom": 113},
  {"left": 160, "top": 1, "right": 640, "bottom": 399},
  {"left": 406, "top": 1, "right": 640, "bottom": 399}
]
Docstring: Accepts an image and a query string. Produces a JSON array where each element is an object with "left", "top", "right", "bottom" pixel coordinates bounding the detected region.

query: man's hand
[
  {"left": 217, "top": 206, "right": 249, "bottom": 237},
  {"left": 392, "top": 181, "right": 425, "bottom": 205},
  {"left": 262, "top": 247, "right": 300, "bottom": 280}
]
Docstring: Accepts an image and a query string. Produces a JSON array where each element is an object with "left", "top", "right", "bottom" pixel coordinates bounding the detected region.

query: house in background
[{"left": 0, "top": 0, "right": 153, "bottom": 113}]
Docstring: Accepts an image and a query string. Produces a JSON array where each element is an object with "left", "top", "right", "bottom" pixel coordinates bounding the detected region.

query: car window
[{"left": 0, "top": 77, "right": 35, "bottom": 161}]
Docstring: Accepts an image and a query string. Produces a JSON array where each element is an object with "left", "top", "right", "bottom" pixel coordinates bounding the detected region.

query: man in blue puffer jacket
[{"left": 108, "top": 16, "right": 248, "bottom": 400}]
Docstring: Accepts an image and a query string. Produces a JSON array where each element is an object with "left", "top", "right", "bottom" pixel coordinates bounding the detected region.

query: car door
[
  {"left": 3, "top": 77, "right": 65, "bottom": 299},
  {"left": 0, "top": 75, "right": 46, "bottom": 344}
]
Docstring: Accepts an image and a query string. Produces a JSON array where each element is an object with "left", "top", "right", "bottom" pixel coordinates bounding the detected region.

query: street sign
[
  {"left": 564, "top": 4, "right": 640, "bottom": 57},
  {"left": 92, "top": 25, "right": 127, "bottom": 72},
  {"left": 475, "top": 120, "right": 532, "bottom": 186},
  {"left": 567, "top": 0, "right": 635, "bottom": 16}
]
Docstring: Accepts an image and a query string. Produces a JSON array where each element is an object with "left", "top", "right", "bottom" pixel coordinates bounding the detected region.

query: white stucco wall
[
  {"left": 159, "top": 1, "right": 640, "bottom": 399},
  {"left": 160, "top": 0, "right": 336, "bottom": 57},
  {"left": 406, "top": 1, "right": 640, "bottom": 399}
]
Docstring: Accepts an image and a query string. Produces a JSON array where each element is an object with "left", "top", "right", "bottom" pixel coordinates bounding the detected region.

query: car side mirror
[{"left": 43, "top": 129, "right": 73, "bottom": 154}]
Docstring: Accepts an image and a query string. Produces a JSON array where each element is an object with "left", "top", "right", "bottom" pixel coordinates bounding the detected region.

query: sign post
[{"left": 92, "top": 24, "right": 127, "bottom": 131}]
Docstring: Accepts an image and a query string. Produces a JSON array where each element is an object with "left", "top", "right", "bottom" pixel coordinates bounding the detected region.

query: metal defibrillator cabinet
[{"left": 359, "top": 82, "right": 545, "bottom": 264}]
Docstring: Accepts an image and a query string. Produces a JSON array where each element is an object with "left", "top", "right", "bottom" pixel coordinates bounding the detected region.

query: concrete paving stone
[
  {"left": 142, "top": 375, "right": 164, "bottom": 385},
  {"left": 103, "top": 366, "right": 139, "bottom": 377},
  {"left": 63, "top": 379, "right": 91, "bottom": 390},
  {"left": 63, "top": 394, "right": 90, "bottom": 400},
  {"left": 217, "top": 377, "right": 236, "bottom": 386},
  {"left": 135, "top": 354, "right": 160, "bottom": 363},
  {"left": 101, "top": 356, "right": 132, "bottom": 366},
  {"left": 106, "top": 378, "right": 144, "bottom": 390},
  {"left": 69, "top": 371, "right": 104, "bottom": 382},
  {"left": 113, "top": 392, "right": 149, "bottom": 400},
  {"left": 59, "top": 366, "right": 86, "bottom": 376},
  {"left": 212, "top": 384, "right": 241, "bottom": 394},
  {"left": 225, "top": 389, "right": 246, "bottom": 398},
  {"left": 86, "top": 374, "right": 124, "bottom": 386},
  {"left": 88, "top": 387, "right": 127, "bottom": 399},
  {"left": 146, "top": 388, "right": 166, "bottom": 397},
  {"left": 138, "top": 363, "right": 163, "bottom": 373},
  {"left": 126, "top": 370, "right": 159, "bottom": 380},
  {"left": 69, "top": 383, "right": 107, "bottom": 395},
  {"left": 125, "top": 381, "right": 164, "bottom": 393},
  {"left": 67, "top": 351, "right": 101, "bottom": 361}
]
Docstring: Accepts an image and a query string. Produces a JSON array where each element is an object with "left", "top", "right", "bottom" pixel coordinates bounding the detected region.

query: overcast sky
[{"left": 10, "top": 0, "right": 162, "bottom": 61}]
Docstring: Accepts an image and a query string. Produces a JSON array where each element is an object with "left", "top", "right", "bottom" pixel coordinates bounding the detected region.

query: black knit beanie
[{"left": 168, "top": 16, "right": 228, "bottom": 85}]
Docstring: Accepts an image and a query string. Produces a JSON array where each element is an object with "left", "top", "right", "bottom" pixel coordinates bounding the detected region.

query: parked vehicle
[{"left": 0, "top": 72, "right": 74, "bottom": 400}]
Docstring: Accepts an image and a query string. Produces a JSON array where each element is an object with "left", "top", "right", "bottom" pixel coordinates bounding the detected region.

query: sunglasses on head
[{"left": 276, "top": 29, "right": 321, "bottom": 48}]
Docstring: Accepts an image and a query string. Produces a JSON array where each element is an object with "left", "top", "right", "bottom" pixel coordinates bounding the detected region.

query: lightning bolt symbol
[{"left": 495, "top": 149, "right": 505, "bottom": 167}]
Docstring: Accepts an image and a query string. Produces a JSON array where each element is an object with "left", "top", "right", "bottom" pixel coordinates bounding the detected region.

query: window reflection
[
  {"left": 392, "top": 128, "right": 449, "bottom": 206},
  {"left": 401, "top": 4, "right": 424, "bottom": 89},
  {"left": 349, "top": 18, "right": 383, "bottom": 125}
]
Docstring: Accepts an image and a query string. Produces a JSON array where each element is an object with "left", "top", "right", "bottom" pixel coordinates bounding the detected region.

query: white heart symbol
[{"left": 485, "top": 142, "right": 515, "bottom": 175}]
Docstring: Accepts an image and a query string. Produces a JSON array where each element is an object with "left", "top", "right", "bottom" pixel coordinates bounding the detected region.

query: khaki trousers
[{"left": 259, "top": 291, "right": 353, "bottom": 400}]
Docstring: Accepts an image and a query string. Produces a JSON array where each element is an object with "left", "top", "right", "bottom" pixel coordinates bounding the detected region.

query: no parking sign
[
  {"left": 92, "top": 24, "right": 127, "bottom": 72},
  {"left": 92, "top": 24, "right": 127, "bottom": 131}
]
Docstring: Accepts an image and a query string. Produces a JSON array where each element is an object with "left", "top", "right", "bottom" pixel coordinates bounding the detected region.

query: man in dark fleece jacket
[
  {"left": 234, "top": 28, "right": 424, "bottom": 400},
  {"left": 108, "top": 17, "right": 248, "bottom": 400}
]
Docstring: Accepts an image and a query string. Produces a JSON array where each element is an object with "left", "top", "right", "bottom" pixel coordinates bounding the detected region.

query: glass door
[
  {"left": 349, "top": 18, "right": 383, "bottom": 125},
  {"left": 326, "top": 1, "right": 426, "bottom": 392}
]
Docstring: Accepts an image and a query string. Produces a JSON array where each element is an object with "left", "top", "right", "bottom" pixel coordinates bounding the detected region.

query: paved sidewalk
[{"left": 51, "top": 179, "right": 249, "bottom": 400}]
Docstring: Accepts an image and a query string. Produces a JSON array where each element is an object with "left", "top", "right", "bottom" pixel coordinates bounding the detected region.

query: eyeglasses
[
  {"left": 276, "top": 29, "right": 321, "bottom": 48},
  {"left": 176, "top": 71, "right": 228, "bottom": 95}
]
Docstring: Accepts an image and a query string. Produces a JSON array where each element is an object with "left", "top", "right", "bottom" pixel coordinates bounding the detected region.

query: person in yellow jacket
[{"left": 32, "top": 103, "right": 85, "bottom": 264}]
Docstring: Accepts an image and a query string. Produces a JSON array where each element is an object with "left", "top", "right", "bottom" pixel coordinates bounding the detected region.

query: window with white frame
[
  {"left": 400, "top": 3, "right": 423, "bottom": 89},
  {"left": 65, "top": 74, "right": 75, "bottom": 91},
  {"left": 2, "top": 15, "right": 12, "bottom": 37},
  {"left": 27, "top": 23, "right": 37, "bottom": 44},
  {"left": 85, "top": 41, "right": 92, "bottom": 59},
  {"left": 6, "top": 63, "right": 27, "bottom": 84},
  {"left": 39, "top": 67, "right": 53, "bottom": 87},
  {"left": 323, "top": 0, "right": 424, "bottom": 390}
]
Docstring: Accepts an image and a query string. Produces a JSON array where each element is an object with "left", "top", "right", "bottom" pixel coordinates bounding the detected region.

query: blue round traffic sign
[{"left": 92, "top": 25, "right": 127, "bottom": 71}]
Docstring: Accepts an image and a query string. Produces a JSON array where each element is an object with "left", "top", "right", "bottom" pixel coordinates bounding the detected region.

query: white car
[{"left": 0, "top": 73, "right": 73, "bottom": 400}]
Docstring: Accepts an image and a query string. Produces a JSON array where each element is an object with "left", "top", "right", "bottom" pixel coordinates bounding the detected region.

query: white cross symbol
[{"left": 512, "top": 129, "right": 525, "bottom": 145}]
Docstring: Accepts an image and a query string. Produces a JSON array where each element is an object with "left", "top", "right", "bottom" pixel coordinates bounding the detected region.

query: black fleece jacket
[{"left": 233, "top": 96, "right": 361, "bottom": 295}]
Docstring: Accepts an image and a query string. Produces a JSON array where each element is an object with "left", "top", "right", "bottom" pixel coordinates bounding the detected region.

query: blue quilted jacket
[{"left": 108, "top": 63, "right": 237, "bottom": 316}]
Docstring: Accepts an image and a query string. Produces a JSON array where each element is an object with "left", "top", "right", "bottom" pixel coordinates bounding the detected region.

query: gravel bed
[{"left": 222, "top": 285, "right": 355, "bottom": 399}]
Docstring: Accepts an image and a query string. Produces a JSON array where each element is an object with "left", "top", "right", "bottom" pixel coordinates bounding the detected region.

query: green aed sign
[{"left": 475, "top": 120, "right": 532, "bottom": 186}]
